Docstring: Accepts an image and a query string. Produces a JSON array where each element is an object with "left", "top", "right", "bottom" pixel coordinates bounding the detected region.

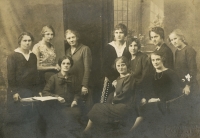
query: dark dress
[
  {"left": 155, "top": 43, "right": 174, "bottom": 69},
  {"left": 40, "top": 72, "right": 85, "bottom": 137},
  {"left": 88, "top": 74, "right": 137, "bottom": 127},
  {"left": 5, "top": 50, "right": 39, "bottom": 138},
  {"left": 174, "top": 45, "right": 198, "bottom": 94},
  {"left": 66, "top": 43, "right": 93, "bottom": 110},
  {"left": 100, "top": 42, "right": 130, "bottom": 103}
]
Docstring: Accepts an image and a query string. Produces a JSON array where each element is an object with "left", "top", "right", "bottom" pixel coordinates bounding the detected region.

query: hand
[
  {"left": 13, "top": 93, "right": 20, "bottom": 101},
  {"left": 71, "top": 101, "right": 78, "bottom": 107},
  {"left": 148, "top": 98, "right": 160, "bottom": 103},
  {"left": 112, "top": 80, "right": 117, "bottom": 88},
  {"left": 141, "top": 98, "right": 147, "bottom": 106},
  {"left": 113, "top": 92, "right": 116, "bottom": 97},
  {"left": 105, "top": 77, "right": 109, "bottom": 81},
  {"left": 57, "top": 97, "right": 65, "bottom": 103},
  {"left": 81, "top": 86, "right": 88, "bottom": 95},
  {"left": 183, "top": 85, "right": 191, "bottom": 95}
]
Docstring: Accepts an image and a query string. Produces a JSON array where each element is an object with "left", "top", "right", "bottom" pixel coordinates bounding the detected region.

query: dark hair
[
  {"left": 127, "top": 37, "right": 141, "bottom": 49},
  {"left": 65, "top": 29, "right": 80, "bottom": 43},
  {"left": 149, "top": 27, "right": 164, "bottom": 40},
  {"left": 18, "top": 32, "right": 34, "bottom": 45},
  {"left": 58, "top": 56, "right": 73, "bottom": 67},
  {"left": 151, "top": 52, "right": 165, "bottom": 63},
  {"left": 113, "top": 56, "right": 130, "bottom": 70},
  {"left": 114, "top": 23, "right": 128, "bottom": 36},
  {"left": 41, "top": 25, "right": 55, "bottom": 37}
]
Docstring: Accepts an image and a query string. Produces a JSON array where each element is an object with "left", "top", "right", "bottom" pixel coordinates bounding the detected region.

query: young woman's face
[
  {"left": 43, "top": 30, "right": 54, "bottom": 43},
  {"left": 151, "top": 54, "right": 164, "bottom": 70},
  {"left": 20, "top": 35, "right": 32, "bottom": 50},
  {"left": 116, "top": 60, "right": 128, "bottom": 75},
  {"left": 66, "top": 32, "right": 78, "bottom": 46},
  {"left": 129, "top": 41, "right": 139, "bottom": 55},
  {"left": 114, "top": 29, "right": 125, "bottom": 41},
  {"left": 150, "top": 31, "right": 163, "bottom": 46},
  {"left": 61, "top": 59, "right": 71, "bottom": 72},
  {"left": 169, "top": 33, "right": 184, "bottom": 48}
]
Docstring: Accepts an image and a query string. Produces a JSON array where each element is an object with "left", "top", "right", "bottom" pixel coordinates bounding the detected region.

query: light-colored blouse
[{"left": 32, "top": 41, "right": 56, "bottom": 66}]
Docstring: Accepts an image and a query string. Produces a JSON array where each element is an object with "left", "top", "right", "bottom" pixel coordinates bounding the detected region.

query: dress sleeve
[
  {"left": 185, "top": 47, "right": 197, "bottom": 86},
  {"left": 42, "top": 75, "right": 57, "bottom": 97},
  {"left": 82, "top": 46, "right": 92, "bottom": 88},
  {"left": 7, "top": 54, "right": 18, "bottom": 94},
  {"left": 112, "top": 75, "right": 135, "bottom": 104}
]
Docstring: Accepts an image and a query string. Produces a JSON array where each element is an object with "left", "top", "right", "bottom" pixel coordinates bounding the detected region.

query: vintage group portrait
[{"left": 0, "top": 0, "right": 200, "bottom": 138}]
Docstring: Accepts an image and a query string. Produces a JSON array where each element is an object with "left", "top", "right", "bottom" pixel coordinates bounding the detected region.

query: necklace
[{"left": 154, "top": 71, "right": 163, "bottom": 80}]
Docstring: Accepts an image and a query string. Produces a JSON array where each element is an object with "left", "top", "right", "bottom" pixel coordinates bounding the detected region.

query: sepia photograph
[{"left": 0, "top": 0, "right": 200, "bottom": 137}]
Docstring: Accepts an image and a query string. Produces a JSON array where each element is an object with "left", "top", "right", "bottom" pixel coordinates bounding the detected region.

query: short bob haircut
[
  {"left": 113, "top": 23, "right": 128, "bottom": 37},
  {"left": 65, "top": 29, "right": 80, "bottom": 43},
  {"left": 168, "top": 29, "right": 187, "bottom": 45},
  {"left": 127, "top": 37, "right": 141, "bottom": 49},
  {"left": 18, "top": 32, "right": 34, "bottom": 45},
  {"left": 113, "top": 56, "right": 130, "bottom": 70},
  {"left": 150, "top": 51, "right": 166, "bottom": 64},
  {"left": 58, "top": 56, "right": 73, "bottom": 67},
  {"left": 40, "top": 25, "right": 55, "bottom": 37},
  {"left": 149, "top": 27, "right": 164, "bottom": 40}
]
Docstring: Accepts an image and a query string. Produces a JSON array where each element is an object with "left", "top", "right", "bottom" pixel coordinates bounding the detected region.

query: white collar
[
  {"left": 109, "top": 41, "right": 126, "bottom": 57},
  {"left": 14, "top": 48, "right": 32, "bottom": 61}
]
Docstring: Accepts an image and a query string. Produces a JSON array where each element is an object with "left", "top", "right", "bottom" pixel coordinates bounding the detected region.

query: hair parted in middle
[
  {"left": 113, "top": 56, "right": 130, "bottom": 70},
  {"left": 114, "top": 23, "right": 128, "bottom": 37},
  {"left": 151, "top": 51, "right": 166, "bottom": 63},
  {"left": 18, "top": 32, "right": 34, "bottom": 45},
  {"left": 58, "top": 56, "right": 73, "bottom": 67}
]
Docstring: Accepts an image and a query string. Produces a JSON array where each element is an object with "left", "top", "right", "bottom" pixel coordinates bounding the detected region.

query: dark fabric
[
  {"left": 102, "top": 43, "right": 130, "bottom": 82},
  {"left": 88, "top": 74, "right": 136, "bottom": 125},
  {"left": 174, "top": 45, "right": 198, "bottom": 88},
  {"left": 66, "top": 43, "right": 92, "bottom": 88},
  {"left": 130, "top": 51, "right": 149, "bottom": 82},
  {"left": 152, "top": 69, "right": 182, "bottom": 102},
  {"left": 7, "top": 52, "right": 38, "bottom": 95},
  {"left": 154, "top": 43, "right": 174, "bottom": 69},
  {"left": 42, "top": 72, "right": 81, "bottom": 104},
  {"left": 37, "top": 101, "right": 83, "bottom": 138}
]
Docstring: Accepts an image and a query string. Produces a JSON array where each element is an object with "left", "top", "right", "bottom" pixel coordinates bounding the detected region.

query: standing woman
[
  {"left": 101, "top": 23, "right": 130, "bottom": 103},
  {"left": 169, "top": 29, "right": 198, "bottom": 96},
  {"left": 6, "top": 32, "right": 39, "bottom": 137},
  {"left": 32, "top": 25, "right": 60, "bottom": 90},
  {"left": 65, "top": 29, "right": 92, "bottom": 110}
]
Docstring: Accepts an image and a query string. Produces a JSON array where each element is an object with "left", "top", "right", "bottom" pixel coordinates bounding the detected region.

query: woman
[
  {"left": 169, "top": 29, "right": 198, "bottom": 96},
  {"left": 101, "top": 23, "right": 130, "bottom": 103},
  {"left": 6, "top": 32, "right": 39, "bottom": 137},
  {"left": 83, "top": 56, "right": 137, "bottom": 136},
  {"left": 40, "top": 56, "right": 85, "bottom": 137},
  {"left": 65, "top": 29, "right": 92, "bottom": 110},
  {"left": 32, "top": 25, "right": 60, "bottom": 90}
]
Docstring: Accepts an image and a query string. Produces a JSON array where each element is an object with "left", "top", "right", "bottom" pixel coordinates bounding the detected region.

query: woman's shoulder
[
  {"left": 137, "top": 51, "right": 148, "bottom": 58},
  {"left": 184, "top": 45, "right": 196, "bottom": 54}
]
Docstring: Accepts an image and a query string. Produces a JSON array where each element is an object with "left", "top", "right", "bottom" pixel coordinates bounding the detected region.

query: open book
[{"left": 20, "top": 96, "right": 58, "bottom": 102}]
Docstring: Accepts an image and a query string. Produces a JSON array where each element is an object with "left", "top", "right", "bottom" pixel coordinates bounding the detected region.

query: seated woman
[
  {"left": 149, "top": 52, "right": 182, "bottom": 113},
  {"left": 41, "top": 56, "right": 85, "bottom": 137},
  {"left": 32, "top": 25, "right": 60, "bottom": 90},
  {"left": 130, "top": 52, "right": 182, "bottom": 136},
  {"left": 83, "top": 56, "right": 137, "bottom": 136},
  {"left": 6, "top": 32, "right": 39, "bottom": 137}
]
